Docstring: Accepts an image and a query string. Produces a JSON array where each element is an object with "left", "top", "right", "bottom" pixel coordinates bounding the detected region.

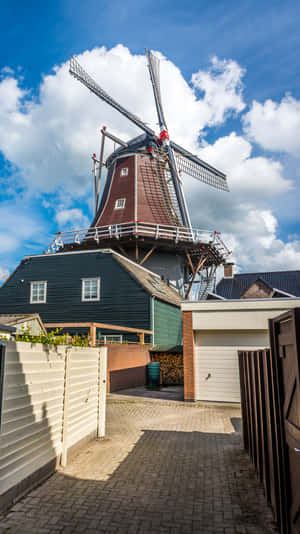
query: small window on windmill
[
  {"left": 114, "top": 198, "right": 126, "bottom": 209},
  {"left": 120, "top": 168, "right": 128, "bottom": 176}
]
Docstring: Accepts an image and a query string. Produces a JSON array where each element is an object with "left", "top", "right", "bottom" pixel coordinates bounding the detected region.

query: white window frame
[
  {"left": 120, "top": 168, "right": 128, "bottom": 176},
  {"left": 81, "top": 278, "right": 100, "bottom": 302},
  {"left": 30, "top": 281, "right": 47, "bottom": 304},
  {"left": 114, "top": 198, "right": 126, "bottom": 210}
]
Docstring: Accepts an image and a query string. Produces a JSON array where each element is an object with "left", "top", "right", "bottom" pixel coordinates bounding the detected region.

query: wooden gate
[
  {"left": 270, "top": 309, "right": 300, "bottom": 534},
  {"left": 239, "top": 308, "right": 300, "bottom": 534}
]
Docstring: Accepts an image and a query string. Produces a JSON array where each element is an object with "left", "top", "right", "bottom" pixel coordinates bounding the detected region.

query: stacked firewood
[{"left": 150, "top": 352, "right": 183, "bottom": 385}]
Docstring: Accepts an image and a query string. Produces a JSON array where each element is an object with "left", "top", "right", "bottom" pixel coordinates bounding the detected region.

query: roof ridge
[{"left": 235, "top": 269, "right": 300, "bottom": 276}]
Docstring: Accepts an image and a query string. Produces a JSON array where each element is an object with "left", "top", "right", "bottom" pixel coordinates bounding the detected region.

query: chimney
[{"left": 224, "top": 262, "right": 234, "bottom": 279}]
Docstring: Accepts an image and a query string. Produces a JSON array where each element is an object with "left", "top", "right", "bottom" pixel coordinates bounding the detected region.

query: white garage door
[{"left": 194, "top": 330, "right": 269, "bottom": 403}]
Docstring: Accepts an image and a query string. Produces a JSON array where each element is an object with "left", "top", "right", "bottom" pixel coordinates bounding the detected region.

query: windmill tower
[{"left": 47, "top": 50, "right": 231, "bottom": 299}]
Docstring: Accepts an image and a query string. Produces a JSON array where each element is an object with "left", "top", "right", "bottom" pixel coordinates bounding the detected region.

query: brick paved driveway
[{"left": 0, "top": 389, "right": 276, "bottom": 533}]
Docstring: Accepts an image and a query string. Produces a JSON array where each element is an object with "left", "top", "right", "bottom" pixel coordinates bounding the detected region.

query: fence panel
[
  {"left": 0, "top": 341, "right": 107, "bottom": 512},
  {"left": 239, "top": 307, "right": 300, "bottom": 534}
]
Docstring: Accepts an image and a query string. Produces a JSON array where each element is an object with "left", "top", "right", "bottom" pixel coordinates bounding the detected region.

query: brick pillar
[
  {"left": 183, "top": 311, "right": 195, "bottom": 401},
  {"left": 224, "top": 262, "right": 234, "bottom": 278}
]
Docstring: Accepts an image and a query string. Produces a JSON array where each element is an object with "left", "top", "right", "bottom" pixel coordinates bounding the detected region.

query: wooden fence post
[
  {"left": 90, "top": 323, "right": 96, "bottom": 347},
  {"left": 139, "top": 333, "right": 144, "bottom": 344}
]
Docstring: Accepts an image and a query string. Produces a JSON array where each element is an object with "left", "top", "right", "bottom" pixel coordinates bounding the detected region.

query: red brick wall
[
  {"left": 182, "top": 311, "right": 195, "bottom": 401},
  {"left": 106, "top": 344, "right": 151, "bottom": 392}
]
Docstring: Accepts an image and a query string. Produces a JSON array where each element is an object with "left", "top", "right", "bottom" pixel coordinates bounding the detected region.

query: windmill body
[
  {"left": 94, "top": 135, "right": 182, "bottom": 228},
  {"left": 46, "top": 51, "right": 231, "bottom": 299}
]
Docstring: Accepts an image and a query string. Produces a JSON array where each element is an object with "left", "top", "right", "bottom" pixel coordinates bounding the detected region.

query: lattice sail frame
[{"left": 174, "top": 151, "right": 229, "bottom": 192}]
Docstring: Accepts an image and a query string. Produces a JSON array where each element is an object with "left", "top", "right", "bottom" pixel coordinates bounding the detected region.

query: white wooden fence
[{"left": 0, "top": 341, "right": 107, "bottom": 508}]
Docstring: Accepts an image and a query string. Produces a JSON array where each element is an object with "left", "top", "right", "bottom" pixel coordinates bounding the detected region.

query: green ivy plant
[{"left": 14, "top": 327, "right": 90, "bottom": 347}]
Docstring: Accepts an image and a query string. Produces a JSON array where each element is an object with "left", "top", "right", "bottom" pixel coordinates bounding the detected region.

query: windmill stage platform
[{"left": 46, "top": 221, "right": 231, "bottom": 270}]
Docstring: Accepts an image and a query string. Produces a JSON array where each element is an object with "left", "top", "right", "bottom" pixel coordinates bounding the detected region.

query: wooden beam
[
  {"left": 185, "top": 250, "right": 195, "bottom": 275},
  {"left": 93, "top": 322, "right": 152, "bottom": 335},
  {"left": 140, "top": 246, "right": 156, "bottom": 266},
  {"left": 196, "top": 255, "right": 208, "bottom": 274},
  {"left": 135, "top": 242, "right": 139, "bottom": 262},
  {"left": 185, "top": 256, "right": 207, "bottom": 300},
  {"left": 45, "top": 322, "right": 152, "bottom": 335},
  {"left": 45, "top": 322, "right": 93, "bottom": 328},
  {"left": 90, "top": 323, "right": 96, "bottom": 347}
]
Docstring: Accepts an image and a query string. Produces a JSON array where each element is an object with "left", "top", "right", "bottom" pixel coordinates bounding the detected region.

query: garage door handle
[{"left": 295, "top": 448, "right": 300, "bottom": 453}]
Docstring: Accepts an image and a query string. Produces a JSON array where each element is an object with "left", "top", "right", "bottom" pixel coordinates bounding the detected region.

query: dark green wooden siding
[
  {"left": 0, "top": 252, "right": 150, "bottom": 334},
  {"left": 153, "top": 298, "right": 182, "bottom": 346}
]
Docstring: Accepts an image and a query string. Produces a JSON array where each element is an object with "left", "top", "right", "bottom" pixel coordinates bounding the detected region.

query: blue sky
[{"left": 0, "top": 0, "right": 300, "bottom": 280}]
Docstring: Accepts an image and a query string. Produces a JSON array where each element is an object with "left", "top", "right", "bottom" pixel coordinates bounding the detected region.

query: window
[
  {"left": 114, "top": 198, "right": 126, "bottom": 209},
  {"left": 120, "top": 168, "right": 128, "bottom": 176},
  {"left": 30, "top": 281, "right": 47, "bottom": 303},
  {"left": 82, "top": 278, "right": 100, "bottom": 301}
]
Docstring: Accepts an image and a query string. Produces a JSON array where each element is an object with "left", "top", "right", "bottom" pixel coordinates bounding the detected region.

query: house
[
  {"left": 0, "top": 314, "right": 46, "bottom": 337},
  {"left": 0, "top": 323, "right": 16, "bottom": 340},
  {"left": 182, "top": 298, "right": 300, "bottom": 403},
  {"left": 216, "top": 263, "right": 300, "bottom": 299},
  {"left": 0, "top": 249, "right": 182, "bottom": 346}
]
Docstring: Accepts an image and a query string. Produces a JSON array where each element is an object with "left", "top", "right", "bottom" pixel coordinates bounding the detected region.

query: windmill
[{"left": 47, "top": 50, "right": 231, "bottom": 299}]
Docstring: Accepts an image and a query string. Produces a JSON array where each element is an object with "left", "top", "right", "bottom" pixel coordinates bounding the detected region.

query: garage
[
  {"left": 194, "top": 330, "right": 269, "bottom": 402},
  {"left": 182, "top": 298, "right": 300, "bottom": 403}
]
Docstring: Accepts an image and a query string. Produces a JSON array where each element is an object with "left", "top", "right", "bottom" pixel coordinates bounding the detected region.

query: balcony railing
[{"left": 46, "top": 221, "right": 231, "bottom": 259}]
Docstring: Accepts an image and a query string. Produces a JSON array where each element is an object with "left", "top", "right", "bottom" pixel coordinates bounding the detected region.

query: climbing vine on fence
[{"left": 7, "top": 327, "right": 90, "bottom": 346}]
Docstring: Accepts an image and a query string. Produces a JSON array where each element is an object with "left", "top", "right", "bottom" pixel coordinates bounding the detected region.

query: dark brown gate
[
  {"left": 270, "top": 309, "right": 300, "bottom": 534},
  {"left": 239, "top": 308, "right": 300, "bottom": 534}
]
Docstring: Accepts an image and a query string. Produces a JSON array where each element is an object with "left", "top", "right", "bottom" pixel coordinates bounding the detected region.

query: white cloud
[
  {"left": 197, "top": 132, "right": 291, "bottom": 195},
  {"left": 0, "top": 76, "right": 24, "bottom": 113},
  {"left": 223, "top": 209, "right": 300, "bottom": 272},
  {"left": 0, "top": 266, "right": 10, "bottom": 283},
  {"left": 55, "top": 208, "right": 89, "bottom": 230},
  {"left": 243, "top": 95, "right": 300, "bottom": 155},
  {"left": 191, "top": 56, "right": 245, "bottom": 126},
  {"left": 1, "top": 66, "right": 14, "bottom": 76}
]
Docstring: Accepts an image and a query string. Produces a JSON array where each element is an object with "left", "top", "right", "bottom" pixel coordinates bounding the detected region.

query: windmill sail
[
  {"left": 145, "top": 49, "right": 167, "bottom": 129},
  {"left": 171, "top": 141, "right": 229, "bottom": 192},
  {"left": 69, "top": 56, "right": 154, "bottom": 136},
  {"left": 146, "top": 49, "right": 192, "bottom": 228}
]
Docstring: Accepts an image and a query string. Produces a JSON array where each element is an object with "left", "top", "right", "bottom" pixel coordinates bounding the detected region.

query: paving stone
[{"left": 0, "top": 389, "right": 277, "bottom": 533}]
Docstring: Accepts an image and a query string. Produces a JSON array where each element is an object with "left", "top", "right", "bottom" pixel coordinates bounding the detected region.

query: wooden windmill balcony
[{"left": 46, "top": 221, "right": 231, "bottom": 265}]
